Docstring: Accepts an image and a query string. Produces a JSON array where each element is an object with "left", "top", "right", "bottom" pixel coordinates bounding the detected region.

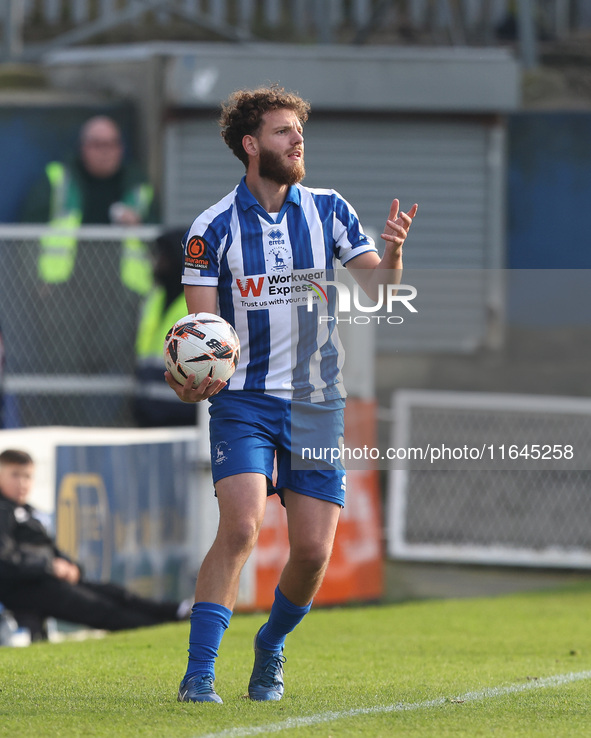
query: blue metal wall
[
  {"left": 507, "top": 112, "right": 591, "bottom": 269},
  {"left": 507, "top": 112, "right": 591, "bottom": 327}
]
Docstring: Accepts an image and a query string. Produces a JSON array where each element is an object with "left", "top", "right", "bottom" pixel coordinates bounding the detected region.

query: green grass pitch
[{"left": 1, "top": 582, "right": 590, "bottom": 737}]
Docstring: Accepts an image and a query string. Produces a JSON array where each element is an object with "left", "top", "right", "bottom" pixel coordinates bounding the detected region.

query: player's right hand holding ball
[{"left": 164, "top": 371, "right": 226, "bottom": 403}]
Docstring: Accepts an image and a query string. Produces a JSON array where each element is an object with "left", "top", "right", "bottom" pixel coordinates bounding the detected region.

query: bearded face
[{"left": 258, "top": 144, "right": 305, "bottom": 186}]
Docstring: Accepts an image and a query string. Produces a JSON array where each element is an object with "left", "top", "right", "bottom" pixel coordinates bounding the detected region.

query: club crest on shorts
[{"left": 214, "top": 441, "right": 230, "bottom": 465}]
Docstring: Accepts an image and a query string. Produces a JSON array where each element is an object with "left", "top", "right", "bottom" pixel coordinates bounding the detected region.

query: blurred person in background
[
  {"left": 21, "top": 115, "right": 158, "bottom": 294},
  {"left": 134, "top": 227, "right": 196, "bottom": 427},
  {"left": 21, "top": 115, "right": 158, "bottom": 235},
  {"left": 17, "top": 116, "right": 160, "bottom": 425},
  {"left": 0, "top": 449, "right": 191, "bottom": 641}
]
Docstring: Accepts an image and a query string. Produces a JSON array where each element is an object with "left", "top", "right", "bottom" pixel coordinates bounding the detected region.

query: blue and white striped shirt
[{"left": 182, "top": 177, "right": 376, "bottom": 402}]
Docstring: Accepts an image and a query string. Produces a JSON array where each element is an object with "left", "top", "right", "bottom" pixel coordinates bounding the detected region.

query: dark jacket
[{"left": 0, "top": 491, "right": 79, "bottom": 596}]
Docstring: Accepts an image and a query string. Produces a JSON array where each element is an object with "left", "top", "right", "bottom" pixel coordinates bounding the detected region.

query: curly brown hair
[{"left": 219, "top": 85, "right": 310, "bottom": 167}]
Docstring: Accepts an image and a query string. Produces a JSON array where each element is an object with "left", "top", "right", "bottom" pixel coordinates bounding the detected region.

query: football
[{"left": 163, "top": 312, "right": 240, "bottom": 387}]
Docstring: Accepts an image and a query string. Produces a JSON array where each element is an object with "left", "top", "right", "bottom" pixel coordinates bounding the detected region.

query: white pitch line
[{"left": 194, "top": 670, "right": 591, "bottom": 738}]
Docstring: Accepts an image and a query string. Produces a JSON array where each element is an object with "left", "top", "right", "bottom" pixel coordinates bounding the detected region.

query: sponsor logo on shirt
[
  {"left": 234, "top": 270, "right": 326, "bottom": 309},
  {"left": 236, "top": 277, "right": 265, "bottom": 298},
  {"left": 184, "top": 235, "right": 210, "bottom": 271}
]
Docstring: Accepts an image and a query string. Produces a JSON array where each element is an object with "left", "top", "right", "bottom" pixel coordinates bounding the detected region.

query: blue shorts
[{"left": 208, "top": 390, "right": 346, "bottom": 507}]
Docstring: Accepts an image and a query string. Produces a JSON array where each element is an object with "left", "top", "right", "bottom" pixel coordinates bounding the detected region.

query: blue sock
[
  {"left": 184, "top": 602, "right": 232, "bottom": 680},
  {"left": 256, "top": 587, "right": 312, "bottom": 653}
]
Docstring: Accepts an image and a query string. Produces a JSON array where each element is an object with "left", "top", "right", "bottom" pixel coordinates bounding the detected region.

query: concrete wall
[{"left": 42, "top": 41, "right": 521, "bottom": 196}]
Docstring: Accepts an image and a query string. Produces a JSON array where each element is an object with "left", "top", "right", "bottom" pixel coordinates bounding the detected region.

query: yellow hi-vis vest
[
  {"left": 135, "top": 288, "right": 187, "bottom": 363},
  {"left": 38, "top": 161, "right": 154, "bottom": 295}
]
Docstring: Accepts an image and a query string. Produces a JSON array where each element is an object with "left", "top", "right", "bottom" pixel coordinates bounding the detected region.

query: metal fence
[
  {"left": 0, "top": 225, "right": 162, "bottom": 428},
  {"left": 387, "top": 390, "right": 591, "bottom": 568},
  {"left": 3, "top": 0, "right": 591, "bottom": 61}
]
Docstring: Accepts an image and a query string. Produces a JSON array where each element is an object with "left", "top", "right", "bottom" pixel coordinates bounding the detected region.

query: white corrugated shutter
[{"left": 164, "top": 114, "right": 504, "bottom": 353}]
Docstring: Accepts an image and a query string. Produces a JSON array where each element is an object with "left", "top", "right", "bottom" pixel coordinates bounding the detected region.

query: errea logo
[{"left": 268, "top": 229, "right": 284, "bottom": 243}]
